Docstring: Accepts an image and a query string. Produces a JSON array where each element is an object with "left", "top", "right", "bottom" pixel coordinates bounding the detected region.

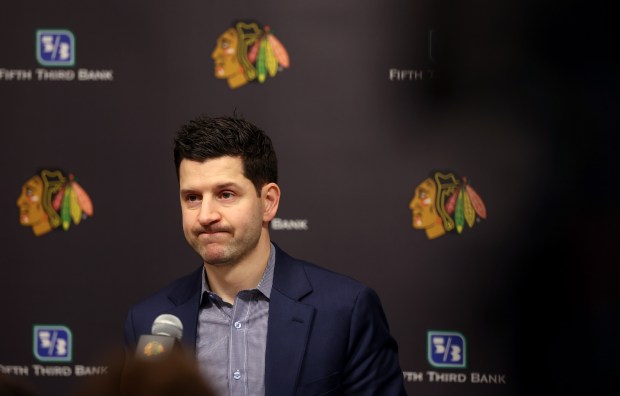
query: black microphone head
[{"left": 151, "top": 314, "right": 183, "bottom": 340}]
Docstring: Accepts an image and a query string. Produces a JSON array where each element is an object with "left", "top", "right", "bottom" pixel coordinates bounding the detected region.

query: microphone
[
  {"left": 151, "top": 314, "right": 183, "bottom": 340},
  {"left": 135, "top": 314, "right": 183, "bottom": 359}
]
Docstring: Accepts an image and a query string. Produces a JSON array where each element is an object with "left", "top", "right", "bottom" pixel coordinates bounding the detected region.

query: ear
[{"left": 261, "top": 182, "right": 280, "bottom": 222}]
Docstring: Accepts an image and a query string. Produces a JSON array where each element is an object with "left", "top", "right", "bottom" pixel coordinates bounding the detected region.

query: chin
[
  {"left": 198, "top": 246, "right": 233, "bottom": 266},
  {"left": 202, "top": 254, "right": 236, "bottom": 267}
]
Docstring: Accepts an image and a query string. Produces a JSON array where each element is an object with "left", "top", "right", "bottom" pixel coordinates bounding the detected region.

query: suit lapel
[
  {"left": 265, "top": 246, "right": 315, "bottom": 396},
  {"left": 167, "top": 266, "right": 203, "bottom": 353}
]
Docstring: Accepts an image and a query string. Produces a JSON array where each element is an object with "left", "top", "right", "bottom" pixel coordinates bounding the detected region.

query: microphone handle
[{"left": 135, "top": 334, "right": 179, "bottom": 359}]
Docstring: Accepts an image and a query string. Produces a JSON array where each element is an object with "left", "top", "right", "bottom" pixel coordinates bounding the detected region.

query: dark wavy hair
[{"left": 173, "top": 115, "right": 278, "bottom": 195}]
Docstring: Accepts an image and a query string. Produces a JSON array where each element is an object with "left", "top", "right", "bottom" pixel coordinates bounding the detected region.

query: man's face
[{"left": 179, "top": 156, "right": 267, "bottom": 266}]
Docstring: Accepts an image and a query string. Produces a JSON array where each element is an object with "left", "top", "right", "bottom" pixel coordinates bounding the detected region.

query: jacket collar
[
  {"left": 167, "top": 266, "right": 203, "bottom": 352},
  {"left": 271, "top": 243, "right": 313, "bottom": 300}
]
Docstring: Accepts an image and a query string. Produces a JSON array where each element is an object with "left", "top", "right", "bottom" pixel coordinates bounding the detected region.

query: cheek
[
  {"left": 225, "top": 47, "right": 235, "bottom": 55},
  {"left": 244, "top": 202, "right": 266, "bottom": 228},
  {"left": 422, "top": 197, "right": 432, "bottom": 206},
  {"left": 181, "top": 212, "right": 194, "bottom": 230}
]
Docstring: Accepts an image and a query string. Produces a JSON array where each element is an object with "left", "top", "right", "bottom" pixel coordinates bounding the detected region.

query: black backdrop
[{"left": 1, "top": 1, "right": 617, "bottom": 395}]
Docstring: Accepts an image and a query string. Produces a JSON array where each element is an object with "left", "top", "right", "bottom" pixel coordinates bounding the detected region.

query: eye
[
  {"left": 222, "top": 40, "right": 229, "bottom": 49},
  {"left": 184, "top": 194, "right": 202, "bottom": 208},
  {"left": 419, "top": 192, "right": 427, "bottom": 199},
  {"left": 26, "top": 188, "right": 33, "bottom": 197},
  {"left": 219, "top": 191, "right": 235, "bottom": 200},
  {"left": 187, "top": 194, "right": 200, "bottom": 202}
]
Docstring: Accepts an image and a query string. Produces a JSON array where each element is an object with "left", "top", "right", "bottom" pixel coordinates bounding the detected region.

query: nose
[
  {"left": 211, "top": 47, "right": 219, "bottom": 60},
  {"left": 197, "top": 198, "right": 221, "bottom": 226},
  {"left": 409, "top": 197, "right": 419, "bottom": 210}
]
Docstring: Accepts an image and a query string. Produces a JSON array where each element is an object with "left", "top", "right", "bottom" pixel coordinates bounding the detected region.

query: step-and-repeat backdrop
[{"left": 1, "top": 1, "right": 615, "bottom": 395}]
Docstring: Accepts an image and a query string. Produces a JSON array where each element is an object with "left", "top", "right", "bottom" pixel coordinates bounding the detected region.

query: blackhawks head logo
[
  {"left": 17, "top": 169, "right": 93, "bottom": 236},
  {"left": 143, "top": 341, "right": 165, "bottom": 357},
  {"left": 211, "top": 21, "right": 290, "bottom": 89},
  {"left": 409, "top": 172, "right": 487, "bottom": 240}
]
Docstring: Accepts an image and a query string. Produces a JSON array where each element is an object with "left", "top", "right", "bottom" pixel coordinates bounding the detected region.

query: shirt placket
[{"left": 229, "top": 291, "right": 252, "bottom": 396}]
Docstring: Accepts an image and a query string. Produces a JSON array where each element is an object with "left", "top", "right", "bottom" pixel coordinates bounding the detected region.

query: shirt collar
[{"left": 200, "top": 243, "right": 276, "bottom": 304}]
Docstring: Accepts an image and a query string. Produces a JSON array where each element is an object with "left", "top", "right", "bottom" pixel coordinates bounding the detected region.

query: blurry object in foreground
[
  {"left": 0, "top": 374, "right": 38, "bottom": 396},
  {"left": 75, "top": 348, "right": 214, "bottom": 396}
]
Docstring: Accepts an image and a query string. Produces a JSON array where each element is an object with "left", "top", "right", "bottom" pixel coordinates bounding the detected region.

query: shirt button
[
  {"left": 234, "top": 321, "right": 242, "bottom": 329},
  {"left": 233, "top": 370, "right": 241, "bottom": 380}
]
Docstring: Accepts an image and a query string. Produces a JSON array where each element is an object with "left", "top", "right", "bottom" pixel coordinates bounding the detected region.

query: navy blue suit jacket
[{"left": 125, "top": 245, "right": 407, "bottom": 395}]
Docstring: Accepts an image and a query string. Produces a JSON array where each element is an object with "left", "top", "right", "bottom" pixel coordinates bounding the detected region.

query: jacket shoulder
[
  {"left": 131, "top": 267, "right": 202, "bottom": 309},
  {"left": 124, "top": 267, "right": 202, "bottom": 346},
  {"left": 274, "top": 246, "right": 371, "bottom": 301}
]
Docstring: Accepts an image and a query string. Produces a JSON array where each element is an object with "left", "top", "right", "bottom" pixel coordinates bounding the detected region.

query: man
[{"left": 124, "top": 116, "right": 407, "bottom": 395}]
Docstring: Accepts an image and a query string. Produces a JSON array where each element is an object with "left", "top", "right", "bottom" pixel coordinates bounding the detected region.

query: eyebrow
[
  {"left": 180, "top": 182, "right": 242, "bottom": 195},
  {"left": 214, "top": 182, "right": 241, "bottom": 190}
]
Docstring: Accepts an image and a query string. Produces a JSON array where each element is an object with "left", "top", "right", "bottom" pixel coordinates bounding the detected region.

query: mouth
[
  {"left": 196, "top": 228, "right": 230, "bottom": 238},
  {"left": 200, "top": 231, "right": 225, "bottom": 235}
]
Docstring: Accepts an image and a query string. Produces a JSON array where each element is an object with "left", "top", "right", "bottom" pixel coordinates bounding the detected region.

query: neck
[{"left": 204, "top": 232, "right": 271, "bottom": 304}]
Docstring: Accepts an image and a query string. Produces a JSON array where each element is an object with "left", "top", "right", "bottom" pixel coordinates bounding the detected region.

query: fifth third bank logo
[
  {"left": 36, "top": 29, "right": 75, "bottom": 67},
  {"left": 33, "top": 325, "right": 73, "bottom": 362},
  {"left": 427, "top": 330, "right": 466, "bottom": 368}
]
